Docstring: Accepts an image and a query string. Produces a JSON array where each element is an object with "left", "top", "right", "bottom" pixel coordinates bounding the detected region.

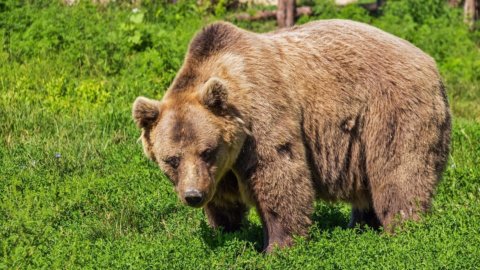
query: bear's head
[{"left": 132, "top": 77, "right": 248, "bottom": 208}]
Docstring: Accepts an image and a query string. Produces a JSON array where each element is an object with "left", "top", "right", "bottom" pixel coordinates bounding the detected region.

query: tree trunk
[
  {"left": 277, "top": 0, "right": 286, "bottom": 28},
  {"left": 285, "top": 0, "right": 296, "bottom": 27},
  {"left": 277, "top": 0, "right": 296, "bottom": 28},
  {"left": 464, "top": 0, "right": 478, "bottom": 28}
]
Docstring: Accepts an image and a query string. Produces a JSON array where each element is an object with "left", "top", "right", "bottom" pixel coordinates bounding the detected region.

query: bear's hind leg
[
  {"left": 365, "top": 105, "right": 448, "bottom": 232},
  {"left": 371, "top": 181, "right": 429, "bottom": 232}
]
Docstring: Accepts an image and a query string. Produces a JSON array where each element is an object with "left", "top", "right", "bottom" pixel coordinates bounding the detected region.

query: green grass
[{"left": 1, "top": 1, "right": 479, "bottom": 269}]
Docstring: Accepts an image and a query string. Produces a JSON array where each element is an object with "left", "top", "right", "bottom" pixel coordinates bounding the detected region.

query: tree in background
[
  {"left": 448, "top": 0, "right": 479, "bottom": 28},
  {"left": 464, "top": 0, "right": 479, "bottom": 27},
  {"left": 277, "top": 0, "right": 296, "bottom": 27}
]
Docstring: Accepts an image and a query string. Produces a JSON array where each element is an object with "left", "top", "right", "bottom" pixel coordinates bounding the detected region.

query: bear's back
[{"left": 258, "top": 19, "right": 439, "bottom": 96}]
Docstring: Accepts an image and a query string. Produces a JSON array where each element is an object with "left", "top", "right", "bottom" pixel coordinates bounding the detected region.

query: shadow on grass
[
  {"left": 199, "top": 219, "right": 264, "bottom": 251},
  {"left": 311, "top": 204, "right": 384, "bottom": 234},
  {"left": 311, "top": 203, "right": 350, "bottom": 232},
  {"left": 199, "top": 204, "right": 363, "bottom": 251}
]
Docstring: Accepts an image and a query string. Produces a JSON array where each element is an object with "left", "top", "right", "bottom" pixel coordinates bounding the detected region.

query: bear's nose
[{"left": 184, "top": 189, "right": 204, "bottom": 207}]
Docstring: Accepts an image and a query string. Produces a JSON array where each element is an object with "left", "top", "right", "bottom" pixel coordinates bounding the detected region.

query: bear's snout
[{"left": 184, "top": 189, "right": 205, "bottom": 207}]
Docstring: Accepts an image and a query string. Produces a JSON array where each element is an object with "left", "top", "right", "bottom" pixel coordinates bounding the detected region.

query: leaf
[
  {"left": 128, "top": 31, "right": 142, "bottom": 45},
  {"left": 129, "top": 13, "right": 144, "bottom": 24}
]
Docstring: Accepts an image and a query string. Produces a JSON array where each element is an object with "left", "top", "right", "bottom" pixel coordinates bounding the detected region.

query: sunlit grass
[{"left": 1, "top": 1, "right": 479, "bottom": 269}]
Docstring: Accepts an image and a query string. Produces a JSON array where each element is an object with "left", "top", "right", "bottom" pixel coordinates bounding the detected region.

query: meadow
[{"left": 1, "top": 0, "right": 479, "bottom": 268}]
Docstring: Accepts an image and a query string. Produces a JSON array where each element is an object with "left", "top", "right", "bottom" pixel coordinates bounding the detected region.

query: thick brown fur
[{"left": 132, "top": 20, "right": 451, "bottom": 252}]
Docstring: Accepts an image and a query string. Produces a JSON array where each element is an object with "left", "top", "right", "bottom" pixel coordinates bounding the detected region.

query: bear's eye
[
  {"left": 163, "top": 156, "right": 180, "bottom": 169},
  {"left": 200, "top": 148, "right": 217, "bottom": 164}
]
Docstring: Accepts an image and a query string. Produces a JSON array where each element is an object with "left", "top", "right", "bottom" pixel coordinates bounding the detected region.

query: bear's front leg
[
  {"left": 204, "top": 202, "right": 247, "bottom": 232},
  {"left": 250, "top": 145, "right": 316, "bottom": 252},
  {"left": 204, "top": 171, "right": 248, "bottom": 232}
]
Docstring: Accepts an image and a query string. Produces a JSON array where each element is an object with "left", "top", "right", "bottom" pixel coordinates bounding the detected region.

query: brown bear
[{"left": 132, "top": 19, "right": 451, "bottom": 252}]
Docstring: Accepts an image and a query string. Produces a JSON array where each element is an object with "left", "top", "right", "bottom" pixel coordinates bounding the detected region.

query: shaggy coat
[{"left": 133, "top": 20, "right": 451, "bottom": 252}]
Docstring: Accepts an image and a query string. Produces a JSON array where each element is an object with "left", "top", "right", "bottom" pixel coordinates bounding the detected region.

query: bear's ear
[
  {"left": 199, "top": 77, "right": 228, "bottom": 113},
  {"left": 132, "top": 96, "right": 161, "bottom": 129}
]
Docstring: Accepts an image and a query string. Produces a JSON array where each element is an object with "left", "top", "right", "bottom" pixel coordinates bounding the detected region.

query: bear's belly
[{"left": 302, "top": 112, "right": 370, "bottom": 207}]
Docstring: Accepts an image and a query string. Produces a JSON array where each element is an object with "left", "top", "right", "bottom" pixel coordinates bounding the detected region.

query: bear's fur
[{"left": 132, "top": 20, "right": 451, "bottom": 252}]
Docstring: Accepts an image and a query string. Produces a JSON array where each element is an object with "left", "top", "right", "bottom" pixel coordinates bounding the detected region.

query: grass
[{"left": 1, "top": 1, "right": 479, "bottom": 269}]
